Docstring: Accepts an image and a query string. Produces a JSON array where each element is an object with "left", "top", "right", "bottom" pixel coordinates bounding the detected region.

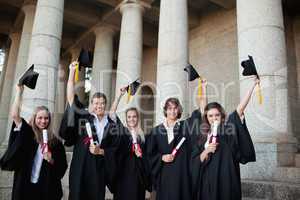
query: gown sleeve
[
  {"left": 146, "top": 128, "right": 163, "bottom": 190},
  {"left": 184, "top": 109, "right": 202, "bottom": 147},
  {"left": 0, "top": 118, "right": 33, "bottom": 171},
  {"left": 226, "top": 110, "right": 256, "bottom": 164},
  {"left": 47, "top": 141, "right": 68, "bottom": 180},
  {"left": 59, "top": 95, "right": 85, "bottom": 146}
]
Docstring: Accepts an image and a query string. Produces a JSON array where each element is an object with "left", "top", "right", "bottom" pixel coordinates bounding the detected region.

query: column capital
[
  {"left": 94, "top": 24, "right": 118, "bottom": 37},
  {"left": 118, "top": 0, "right": 151, "bottom": 14}
]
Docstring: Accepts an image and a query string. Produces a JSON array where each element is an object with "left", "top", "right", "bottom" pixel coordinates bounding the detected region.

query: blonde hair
[
  {"left": 125, "top": 107, "right": 145, "bottom": 143},
  {"left": 29, "top": 106, "right": 57, "bottom": 147}
]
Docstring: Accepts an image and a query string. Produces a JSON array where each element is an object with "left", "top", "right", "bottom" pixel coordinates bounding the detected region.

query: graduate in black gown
[
  {"left": 191, "top": 77, "right": 258, "bottom": 200},
  {"left": 0, "top": 84, "right": 67, "bottom": 200},
  {"left": 147, "top": 95, "right": 204, "bottom": 200},
  {"left": 110, "top": 87, "right": 152, "bottom": 200},
  {"left": 59, "top": 61, "right": 119, "bottom": 200}
]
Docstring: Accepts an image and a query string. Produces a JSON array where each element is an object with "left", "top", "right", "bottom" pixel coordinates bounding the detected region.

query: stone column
[
  {"left": 115, "top": 0, "right": 147, "bottom": 119},
  {"left": 70, "top": 48, "right": 86, "bottom": 103},
  {"left": 12, "top": 4, "right": 36, "bottom": 86},
  {"left": 21, "top": 0, "right": 64, "bottom": 120},
  {"left": 155, "top": 0, "right": 189, "bottom": 124},
  {"left": 90, "top": 25, "right": 115, "bottom": 106},
  {"left": 237, "top": 0, "right": 297, "bottom": 180},
  {"left": 0, "top": 33, "right": 21, "bottom": 144}
]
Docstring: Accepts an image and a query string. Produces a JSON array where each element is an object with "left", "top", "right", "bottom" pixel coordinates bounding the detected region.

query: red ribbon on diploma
[
  {"left": 131, "top": 143, "right": 143, "bottom": 158},
  {"left": 171, "top": 137, "right": 186, "bottom": 157}
]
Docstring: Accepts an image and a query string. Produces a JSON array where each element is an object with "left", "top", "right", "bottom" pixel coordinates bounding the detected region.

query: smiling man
[{"left": 59, "top": 61, "right": 119, "bottom": 200}]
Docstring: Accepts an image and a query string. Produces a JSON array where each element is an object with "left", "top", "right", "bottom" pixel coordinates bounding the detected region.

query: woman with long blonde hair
[
  {"left": 110, "top": 88, "right": 152, "bottom": 200},
  {"left": 0, "top": 85, "right": 67, "bottom": 200}
]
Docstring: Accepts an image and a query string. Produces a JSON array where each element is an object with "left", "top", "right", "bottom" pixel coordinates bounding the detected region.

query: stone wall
[{"left": 189, "top": 8, "right": 239, "bottom": 114}]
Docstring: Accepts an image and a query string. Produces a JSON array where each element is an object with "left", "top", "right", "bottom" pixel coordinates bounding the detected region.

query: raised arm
[
  {"left": 67, "top": 61, "right": 78, "bottom": 106},
  {"left": 236, "top": 77, "right": 260, "bottom": 117},
  {"left": 109, "top": 87, "right": 126, "bottom": 114},
  {"left": 11, "top": 85, "right": 24, "bottom": 126},
  {"left": 196, "top": 79, "right": 208, "bottom": 114}
]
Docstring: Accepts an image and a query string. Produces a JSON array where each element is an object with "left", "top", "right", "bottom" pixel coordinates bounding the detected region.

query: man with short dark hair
[{"left": 59, "top": 61, "right": 119, "bottom": 200}]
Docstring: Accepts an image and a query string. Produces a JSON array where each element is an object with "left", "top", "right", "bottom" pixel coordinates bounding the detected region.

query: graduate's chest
[{"left": 155, "top": 124, "right": 184, "bottom": 153}]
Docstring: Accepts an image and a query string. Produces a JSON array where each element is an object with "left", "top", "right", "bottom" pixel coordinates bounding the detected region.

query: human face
[
  {"left": 91, "top": 97, "right": 106, "bottom": 117},
  {"left": 126, "top": 110, "right": 138, "bottom": 129},
  {"left": 166, "top": 103, "right": 179, "bottom": 121},
  {"left": 206, "top": 108, "right": 221, "bottom": 125},
  {"left": 35, "top": 110, "right": 50, "bottom": 130}
]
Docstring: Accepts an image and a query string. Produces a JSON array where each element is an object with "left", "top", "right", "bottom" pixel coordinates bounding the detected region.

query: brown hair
[
  {"left": 163, "top": 98, "right": 183, "bottom": 119},
  {"left": 202, "top": 102, "right": 226, "bottom": 133},
  {"left": 29, "top": 106, "right": 58, "bottom": 147},
  {"left": 91, "top": 92, "right": 107, "bottom": 104}
]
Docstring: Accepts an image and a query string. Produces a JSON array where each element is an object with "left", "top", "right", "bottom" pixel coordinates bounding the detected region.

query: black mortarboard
[
  {"left": 241, "top": 55, "right": 259, "bottom": 79},
  {"left": 126, "top": 79, "right": 141, "bottom": 103},
  {"left": 241, "top": 55, "right": 263, "bottom": 104},
  {"left": 126, "top": 79, "right": 141, "bottom": 96},
  {"left": 78, "top": 48, "right": 92, "bottom": 69},
  {"left": 184, "top": 64, "right": 200, "bottom": 81},
  {"left": 184, "top": 64, "right": 204, "bottom": 97},
  {"left": 18, "top": 64, "right": 39, "bottom": 89}
]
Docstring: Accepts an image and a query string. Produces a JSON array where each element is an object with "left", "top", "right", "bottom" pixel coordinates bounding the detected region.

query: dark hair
[
  {"left": 203, "top": 102, "right": 226, "bottom": 125},
  {"left": 91, "top": 92, "right": 107, "bottom": 104},
  {"left": 163, "top": 97, "right": 183, "bottom": 119}
]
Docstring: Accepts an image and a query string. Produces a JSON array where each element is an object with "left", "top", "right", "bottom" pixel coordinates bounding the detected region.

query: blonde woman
[
  {"left": 110, "top": 88, "right": 152, "bottom": 200},
  {"left": 0, "top": 85, "right": 67, "bottom": 200}
]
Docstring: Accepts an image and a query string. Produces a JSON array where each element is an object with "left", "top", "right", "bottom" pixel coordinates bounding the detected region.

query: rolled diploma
[
  {"left": 42, "top": 130, "right": 48, "bottom": 153},
  {"left": 85, "top": 122, "right": 94, "bottom": 145},
  {"left": 171, "top": 137, "right": 186, "bottom": 156}
]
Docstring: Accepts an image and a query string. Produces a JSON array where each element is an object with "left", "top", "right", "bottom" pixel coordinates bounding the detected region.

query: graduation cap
[
  {"left": 75, "top": 48, "right": 92, "bottom": 82},
  {"left": 18, "top": 64, "right": 39, "bottom": 89},
  {"left": 184, "top": 64, "right": 203, "bottom": 97},
  {"left": 241, "top": 55, "right": 263, "bottom": 104},
  {"left": 126, "top": 79, "right": 141, "bottom": 103}
]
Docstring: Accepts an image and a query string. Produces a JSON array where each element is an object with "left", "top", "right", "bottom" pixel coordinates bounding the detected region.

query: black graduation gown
[
  {"left": 113, "top": 117, "right": 152, "bottom": 200},
  {"left": 59, "top": 96, "right": 119, "bottom": 200},
  {"left": 0, "top": 118, "right": 68, "bottom": 200},
  {"left": 191, "top": 110, "right": 256, "bottom": 200},
  {"left": 147, "top": 111, "right": 201, "bottom": 200}
]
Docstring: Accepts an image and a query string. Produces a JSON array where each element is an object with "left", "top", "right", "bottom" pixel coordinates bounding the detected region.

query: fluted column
[
  {"left": 115, "top": 0, "right": 147, "bottom": 119},
  {"left": 21, "top": 0, "right": 64, "bottom": 120},
  {"left": 0, "top": 33, "right": 21, "bottom": 144},
  {"left": 155, "top": 0, "right": 189, "bottom": 124},
  {"left": 90, "top": 25, "right": 115, "bottom": 106}
]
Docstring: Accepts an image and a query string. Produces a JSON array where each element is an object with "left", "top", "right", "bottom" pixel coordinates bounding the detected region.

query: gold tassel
[
  {"left": 198, "top": 78, "right": 202, "bottom": 97},
  {"left": 256, "top": 83, "right": 263, "bottom": 105},
  {"left": 127, "top": 86, "right": 131, "bottom": 104},
  {"left": 75, "top": 63, "right": 79, "bottom": 83}
]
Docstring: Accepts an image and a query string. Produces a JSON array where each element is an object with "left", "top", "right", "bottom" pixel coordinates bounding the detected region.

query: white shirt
[
  {"left": 91, "top": 113, "right": 108, "bottom": 145},
  {"left": 163, "top": 120, "right": 179, "bottom": 144},
  {"left": 13, "top": 122, "right": 44, "bottom": 184},
  {"left": 31, "top": 144, "right": 44, "bottom": 183}
]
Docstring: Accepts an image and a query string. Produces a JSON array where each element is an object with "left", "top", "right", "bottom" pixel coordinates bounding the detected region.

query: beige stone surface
[
  {"left": 90, "top": 25, "right": 115, "bottom": 106},
  {"left": 115, "top": 2, "right": 145, "bottom": 121},
  {"left": 155, "top": 0, "right": 189, "bottom": 124},
  {"left": 21, "top": 0, "right": 64, "bottom": 120},
  {"left": 0, "top": 33, "right": 21, "bottom": 144},
  {"left": 189, "top": 9, "right": 239, "bottom": 114}
]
